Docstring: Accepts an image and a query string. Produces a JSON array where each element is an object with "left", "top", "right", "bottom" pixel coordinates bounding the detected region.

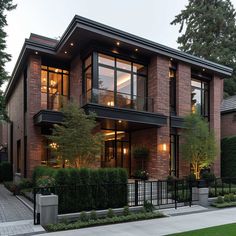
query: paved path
[
  {"left": 0, "top": 184, "right": 32, "bottom": 222},
  {"left": 0, "top": 184, "right": 45, "bottom": 235},
  {"left": 38, "top": 207, "right": 236, "bottom": 236}
]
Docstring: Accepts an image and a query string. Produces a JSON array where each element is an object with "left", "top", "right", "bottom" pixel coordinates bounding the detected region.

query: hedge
[
  {"left": 0, "top": 162, "right": 12, "bottom": 182},
  {"left": 221, "top": 136, "right": 236, "bottom": 178},
  {"left": 32, "top": 166, "right": 128, "bottom": 213}
]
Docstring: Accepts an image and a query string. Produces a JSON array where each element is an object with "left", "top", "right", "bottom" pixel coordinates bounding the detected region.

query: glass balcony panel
[{"left": 116, "top": 92, "right": 131, "bottom": 109}]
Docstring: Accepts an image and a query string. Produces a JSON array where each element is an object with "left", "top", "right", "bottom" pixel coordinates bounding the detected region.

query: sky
[{"left": 4, "top": 0, "right": 236, "bottom": 76}]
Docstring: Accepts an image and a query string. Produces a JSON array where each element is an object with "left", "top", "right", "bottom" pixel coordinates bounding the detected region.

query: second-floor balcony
[
  {"left": 82, "top": 88, "right": 154, "bottom": 112},
  {"left": 41, "top": 92, "right": 68, "bottom": 111}
]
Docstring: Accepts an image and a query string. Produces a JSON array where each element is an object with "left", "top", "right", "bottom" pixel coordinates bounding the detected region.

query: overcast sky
[{"left": 4, "top": 0, "right": 236, "bottom": 75}]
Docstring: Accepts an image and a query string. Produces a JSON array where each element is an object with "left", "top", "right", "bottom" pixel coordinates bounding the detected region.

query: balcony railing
[
  {"left": 41, "top": 92, "right": 68, "bottom": 111},
  {"left": 82, "top": 89, "right": 154, "bottom": 112}
]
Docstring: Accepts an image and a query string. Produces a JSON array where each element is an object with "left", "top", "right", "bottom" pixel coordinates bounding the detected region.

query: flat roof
[{"left": 5, "top": 15, "right": 233, "bottom": 100}]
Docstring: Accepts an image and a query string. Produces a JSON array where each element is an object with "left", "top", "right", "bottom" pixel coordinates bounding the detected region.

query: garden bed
[
  {"left": 211, "top": 201, "right": 236, "bottom": 208},
  {"left": 46, "top": 211, "right": 164, "bottom": 232}
]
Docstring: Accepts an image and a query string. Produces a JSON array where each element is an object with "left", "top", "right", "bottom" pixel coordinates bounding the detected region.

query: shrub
[
  {"left": 0, "top": 162, "right": 12, "bottom": 182},
  {"left": 32, "top": 166, "right": 55, "bottom": 186},
  {"left": 79, "top": 211, "right": 89, "bottom": 222},
  {"left": 90, "top": 210, "right": 97, "bottom": 221},
  {"left": 224, "top": 194, "right": 230, "bottom": 202},
  {"left": 229, "top": 193, "right": 235, "bottom": 202},
  {"left": 185, "top": 173, "right": 196, "bottom": 183},
  {"left": 36, "top": 176, "right": 55, "bottom": 188},
  {"left": 107, "top": 208, "right": 115, "bottom": 218},
  {"left": 54, "top": 169, "right": 70, "bottom": 186},
  {"left": 123, "top": 206, "right": 130, "bottom": 216},
  {"left": 18, "top": 178, "right": 33, "bottom": 189},
  {"left": 216, "top": 196, "right": 224, "bottom": 204},
  {"left": 201, "top": 172, "right": 216, "bottom": 183},
  {"left": 221, "top": 136, "right": 236, "bottom": 178},
  {"left": 144, "top": 200, "right": 155, "bottom": 213}
]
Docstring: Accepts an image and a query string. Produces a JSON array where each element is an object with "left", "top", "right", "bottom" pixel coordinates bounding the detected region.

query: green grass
[{"left": 169, "top": 223, "right": 236, "bottom": 236}]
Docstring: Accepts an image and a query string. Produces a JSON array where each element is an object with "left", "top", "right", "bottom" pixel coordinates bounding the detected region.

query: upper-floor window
[
  {"left": 191, "top": 78, "right": 209, "bottom": 119},
  {"left": 169, "top": 62, "right": 177, "bottom": 115},
  {"left": 41, "top": 66, "right": 69, "bottom": 111},
  {"left": 83, "top": 52, "right": 152, "bottom": 112}
]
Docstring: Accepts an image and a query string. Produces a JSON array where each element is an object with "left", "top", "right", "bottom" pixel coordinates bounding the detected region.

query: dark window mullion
[
  {"left": 114, "top": 58, "right": 117, "bottom": 107},
  {"left": 131, "top": 62, "right": 134, "bottom": 109},
  {"left": 47, "top": 68, "right": 49, "bottom": 109}
]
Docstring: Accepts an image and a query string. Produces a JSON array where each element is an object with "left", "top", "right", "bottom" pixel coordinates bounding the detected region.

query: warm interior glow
[
  {"left": 107, "top": 101, "right": 114, "bottom": 106},
  {"left": 123, "top": 148, "right": 127, "bottom": 154},
  {"left": 104, "top": 131, "right": 125, "bottom": 136}
]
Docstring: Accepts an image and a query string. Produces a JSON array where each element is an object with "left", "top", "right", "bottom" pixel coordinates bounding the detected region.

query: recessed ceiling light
[
  {"left": 118, "top": 120, "right": 122, "bottom": 123},
  {"left": 116, "top": 41, "right": 120, "bottom": 46},
  {"left": 70, "top": 43, "right": 74, "bottom": 46},
  {"left": 170, "top": 58, "right": 173, "bottom": 61},
  {"left": 135, "top": 48, "right": 138, "bottom": 52},
  {"left": 35, "top": 51, "right": 38, "bottom": 55},
  {"left": 64, "top": 51, "right": 67, "bottom": 54},
  {"left": 202, "top": 68, "right": 205, "bottom": 71}
]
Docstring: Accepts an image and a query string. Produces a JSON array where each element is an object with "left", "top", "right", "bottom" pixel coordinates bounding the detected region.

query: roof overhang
[{"left": 5, "top": 15, "right": 233, "bottom": 100}]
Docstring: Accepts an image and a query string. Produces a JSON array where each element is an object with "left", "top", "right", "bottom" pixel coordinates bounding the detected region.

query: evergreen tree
[
  {"left": 47, "top": 102, "right": 103, "bottom": 167},
  {"left": 181, "top": 114, "right": 217, "bottom": 179},
  {"left": 0, "top": 0, "right": 16, "bottom": 120},
  {"left": 171, "top": 0, "right": 236, "bottom": 96}
]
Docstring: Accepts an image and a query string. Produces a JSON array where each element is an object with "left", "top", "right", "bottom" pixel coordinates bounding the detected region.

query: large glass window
[
  {"left": 41, "top": 66, "right": 69, "bottom": 111},
  {"left": 191, "top": 79, "right": 209, "bottom": 119},
  {"left": 169, "top": 62, "right": 177, "bottom": 115},
  {"left": 169, "top": 132, "right": 179, "bottom": 177},
  {"left": 83, "top": 52, "right": 150, "bottom": 111}
]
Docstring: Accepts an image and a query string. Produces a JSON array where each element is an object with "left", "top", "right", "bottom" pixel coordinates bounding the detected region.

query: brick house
[
  {"left": 4, "top": 15, "right": 232, "bottom": 179},
  {"left": 221, "top": 96, "right": 236, "bottom": 138}
]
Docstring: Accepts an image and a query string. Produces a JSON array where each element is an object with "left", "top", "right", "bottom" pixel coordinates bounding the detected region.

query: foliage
[
  {"left": 17, "top": 178, "right": 33, "bottom": 189},
  {"left": 185, "top": 173, "right": 197, "bottom": 183},
  {"left": 200, "top": 172, "right": 216, "bottom": 183},
  {"left": 181, "top": 114, "right": 217, "bottom": 179},
  {"left": 171, "top": 0, "right": 236, "bottom": 97},
  {"left": 143, "top": 200, "right": 155, "bottom": 213},
  {"left": 221, "top": 136, "right": 236, "bottom": 177},
  {"left": 216, "top": 196, "right": 224, "bottom": 204},
  {"left": 133, "top": 170, "right": 149, "bottom": 180},
  {"left": 32, "top": 166, "right": 128, "bottom": 213},
  {"left": 123, "top": 206, "right": 130, "bottom": 216},
  {"left": 224, "top": 194, "right": 230, "bottom": 202},
  {"left": 0, "top": 1, "right": 16, "bottom": 120},
  {"left": 90, "top": 210, "right": 98, "bottom": 221},
  {"left": 107, "top": 208, "right": 115, "bottom": 218},
  {"left": 79, "top": 211, "right": 89, "bottom": 222},
  {"left": 229, "top": 193, "right": 235, "bottom": 201},
  {"left": 47, "top": 102, "right": 103, "bottom": 167},
  {"left": 0, "top": 162, "right": 12, "bottom": 182},
  {"left": 46, "top": 211, "right": 164, "bottom": 232},
  {"left": 36, "top": 176, "right": 55, "bottom": 188}
]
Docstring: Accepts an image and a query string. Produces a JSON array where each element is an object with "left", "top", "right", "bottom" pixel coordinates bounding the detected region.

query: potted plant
[
  {"left": 134, "top": 169, "right": 149, "bottom": 181},
  {"left": 36, "top": 176, "right": 55, "bottom": 195}
]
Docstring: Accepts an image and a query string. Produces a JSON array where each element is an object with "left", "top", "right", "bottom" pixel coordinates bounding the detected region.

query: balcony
[{"left": 81, "top": 88, "right": 154, "bottom": 112}]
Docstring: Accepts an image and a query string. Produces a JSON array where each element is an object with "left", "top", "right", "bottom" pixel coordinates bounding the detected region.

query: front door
[{"left": 101, "top": 130, "right": 130, "bottom": 174}]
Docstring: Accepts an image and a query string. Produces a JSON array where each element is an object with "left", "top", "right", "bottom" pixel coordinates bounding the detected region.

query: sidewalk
[
  {"left": 38, "top": 207, "right": 236, "bottom": 236},
  {"left": 0, "top": 184, "right": 45, "bottom": 235}
]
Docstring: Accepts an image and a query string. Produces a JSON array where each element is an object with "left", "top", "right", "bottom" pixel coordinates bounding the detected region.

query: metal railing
[
  {"left": 33, "top": 179, "right": 196, "bottom": 225},
  {"left": 41, "top": 92, "right": 68, "bottom": 111},
  {"left": 82, "top": 88, "right": 154, "bottom": 112}
]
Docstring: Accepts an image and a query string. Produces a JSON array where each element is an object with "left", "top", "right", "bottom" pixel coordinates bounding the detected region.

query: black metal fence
[
  {"left": 207, "top": 177, "right": 236, "bottom": 197},
  {"left": 33, "top": 179, "right": 197, "bottom": 225}
]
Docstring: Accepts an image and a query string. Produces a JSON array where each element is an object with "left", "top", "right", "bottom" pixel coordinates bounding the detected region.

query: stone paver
[
  {"left": 0, "top": 184, "right": 32, "bottom": 222},
  {"left": 0, "top": 184, "right": 45, "bottom": 235},
  {"left": 38, "top": 207, "right": 236, "bottom": 236}
]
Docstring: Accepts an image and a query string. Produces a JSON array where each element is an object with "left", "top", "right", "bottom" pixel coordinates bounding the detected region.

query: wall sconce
[
  {"left": 123, "top": 148, "right": 127, "bottom": 154},
  {"left": 159, "top": 143, "right": 168, "bottom": 152},
  {"left": 107, "top": 101, "right": 114, "bottom": 106}
]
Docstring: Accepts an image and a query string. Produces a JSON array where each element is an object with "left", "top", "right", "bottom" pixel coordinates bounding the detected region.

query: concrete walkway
[
  {"left": 0, "top": 184, "right": 45, "bottom": 235},
  {"left": 38, "top": 207, "right": 236, "bottom": 236}
]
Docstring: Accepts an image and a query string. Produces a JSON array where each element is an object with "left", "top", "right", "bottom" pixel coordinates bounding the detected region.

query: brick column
[
  {"left": 27, "top": 55, "right": 43, "bottom": 177},
  {"left": 176, "top": 63, "right": 191, "bottom": 178},
  {"left": 148, "top": 55, "right": 170, "bottom": 179},
  {"left": 210, "top": 75, "right": 222, "bottom": 177}
]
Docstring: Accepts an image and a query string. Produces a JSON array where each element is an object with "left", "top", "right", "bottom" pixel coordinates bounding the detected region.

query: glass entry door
[{"left": 101, "top": 130, "right": 130, "bottom": 174}]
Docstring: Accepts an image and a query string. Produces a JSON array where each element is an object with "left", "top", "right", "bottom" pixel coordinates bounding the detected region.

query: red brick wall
[
  {"left": 26, "top": 55, "right": 43, "bottom": 177},
  {"left": 210, "top": 75, "right": 223, "bottom": 177},
  {"left": 6, "top": 73, "right": 24, "bottom": 174},
  {"left": 0, "top": 121, "right": 8, "bottom": 146},
  {"left": 221, "top": 113, "right": 236, "bottom": 138}
]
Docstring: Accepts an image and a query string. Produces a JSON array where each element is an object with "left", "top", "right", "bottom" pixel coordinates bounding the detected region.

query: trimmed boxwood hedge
[
  {"left": 221, "top": 136, "right": 236, "bottom": 178},
  {"left": 32, "top": 166, "right": 128, "bottom": 213},
  {"left": 0, "top": 162, "right": 12, "bottom": 182}
]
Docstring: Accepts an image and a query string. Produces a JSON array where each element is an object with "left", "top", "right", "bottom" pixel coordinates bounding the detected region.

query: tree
[
  {"left": 0, "top": 0, "right": 16, "bottom": 120},
  {"left": 47, "top": 102, "right": 103, "bottom": 167},
  {"left": 181, "top": 114, "right": 217, "bottom": 179},
  {"left": 171, "top": 0, "right": 236, "bottom": 97}
]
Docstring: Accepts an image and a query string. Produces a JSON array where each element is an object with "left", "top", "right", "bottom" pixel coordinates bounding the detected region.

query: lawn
[{"left": 170, "top": 223, "right": 236, "bottom": 236}]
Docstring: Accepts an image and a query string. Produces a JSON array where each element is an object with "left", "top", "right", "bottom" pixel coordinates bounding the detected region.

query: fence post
[
  {"left": 135, "top": 180, "right": 139, "bottom": 206},
  {"left": 174, "top": 180, "right": 177, "bottom": 209},
  {"left": 189, "top": 181, "right": 192, "bottom": 207}
]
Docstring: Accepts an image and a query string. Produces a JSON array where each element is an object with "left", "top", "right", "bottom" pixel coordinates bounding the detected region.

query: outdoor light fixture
[
  {"left": 162, "top": 143, "right": 167, "bottom": 152},
  {"left": 35, "top": 51, "right": 38, "bottom": 55},
  {"left": 64, "top": 51, "right": 67, "bottom": 54},
  {"left": 135, "top": 48, "right": 138, "bottom": 52},
  {"left": 116, "top": 41, "right": 120, "bottom": 46},
  {"left": 107, "top": 101, "right": 114, "bottom": 106},
  {"left": 118, "top": 120, "right": 122, "bottom": 123},
  {"left": 123, "top": 148, "right": 127, "bottom": 154},
  {"left": 70, "top": 42, "right": 74, "bottom": 46}
]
